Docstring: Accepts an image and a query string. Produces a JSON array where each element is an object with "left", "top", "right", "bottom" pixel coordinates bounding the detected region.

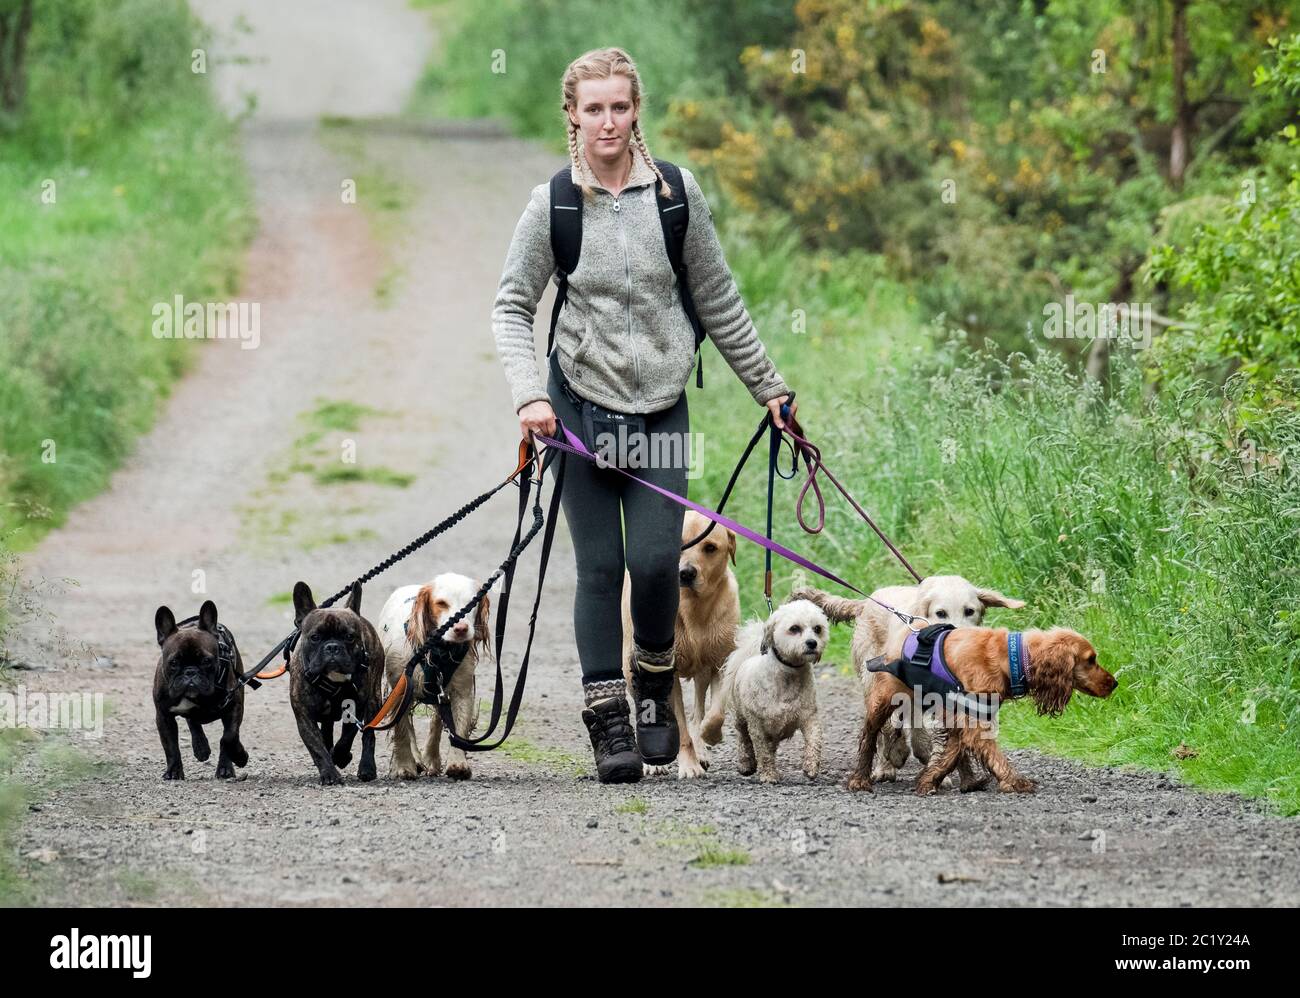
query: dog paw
[
  {"left": 757, "top": 771, "right": 780, "bottom": 784},
  {"left": 846, "top": 773, "right": 873, "bottom": 793},
  {"left": 736, "top": 761, "right": 757, "bottom": 777},
  {"left": 803, "top": 767, "right": 820, "bottom": 781},
  {"left": 915, "top": 782, "right": 940, "bottom": 796},
  {"left": 228, "top": 744, "right": 249, "bottom": 768},
  {"left": 331, "top": 745, "right": 353, "bottom": 769},
  {"left": 215, "top": 761, "right": 236, "bottom": 779},
  {"left": 357, "top": 762, "right": 377, "bottom": 783},
  {"left": 163, "top": 765, "right": 184, "bottom": 781},
  {"left": 872, "top": 765, "right": 899, "bottom": 783},
  {"left": 676, "top": 759, "right": 706, "bottom": 780},
  {"left": 642, "top": 762, "right": 675, "bottom": 777},
  {"left": 1002, "top": 776, "right": 1037, "bottom": 794},
  {"left": 319, "top": 768, "right": 345, "bottom": 787},
  {"left": 960, "top": 774, "right": 992, "bottom": 793},
  {"left": 446, "top": 763, "right": 472, "bottom": 781},
  {"left": 191, "top": 739, "right": 211, "bottom": 763}
]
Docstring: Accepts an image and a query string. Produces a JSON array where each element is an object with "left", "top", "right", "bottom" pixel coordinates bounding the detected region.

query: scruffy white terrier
[
  {"left": 700, "top": 599, "right": 827, "bottom": 783},
  {"left": 376, "top": 573, "right": 490, "bottom": 781}
]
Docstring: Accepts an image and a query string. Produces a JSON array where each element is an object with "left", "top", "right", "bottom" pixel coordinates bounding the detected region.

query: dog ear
[
  {"left": 346, "top": 582, "right": 362, "bottom": 615},
  {"left": 155, "top": 606, "right": 177, "bottom": 647},
  {"left": 293, "top": 581, "right": 316, "bottom": 628},
  {"left": 197, "top": 600, "right": 218, "bottom": 633},
  {"left": 727, "top": 529, "right": 737, "bottom": 566},
  {"left": 1029, "top": 630, "right": 1075, "bottom": 717},
  {"left": 408, "top": 584, "right": 435, "bottom": 648},
  {"left": 474, "top": 590, "right": 493, "bottom": 658},
  {"left": 760, "top": 614, "right": 778, "bottom": 655},
  {"left": 977, "top": 587, "right": 1025, "bottom": 610}
]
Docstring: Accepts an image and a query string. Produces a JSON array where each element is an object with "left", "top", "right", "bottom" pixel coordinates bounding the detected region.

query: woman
[{"left": 491, "top": 46, "right": 797, "bottom": 784}]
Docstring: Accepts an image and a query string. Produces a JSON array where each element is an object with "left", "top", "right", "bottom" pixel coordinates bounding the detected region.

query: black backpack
[{"left": 547, "top": 158, "right": 708, "bottom": 389}]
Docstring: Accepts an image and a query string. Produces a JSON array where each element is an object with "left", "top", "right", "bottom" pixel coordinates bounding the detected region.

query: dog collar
[
  {"left": 1008, "top": 631, "right": 1029, "bottom": 698},
  {"left": 770, "top": 645, "right": 808, "bottom": 670}
]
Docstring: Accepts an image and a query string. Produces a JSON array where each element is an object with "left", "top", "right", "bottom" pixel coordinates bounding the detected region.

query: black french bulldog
[
  {"left": 153, "top": 600, "right": 249, "bottom": 780},
  {"left": 289, "top": 580, "right": 384, "bottom": 785}
]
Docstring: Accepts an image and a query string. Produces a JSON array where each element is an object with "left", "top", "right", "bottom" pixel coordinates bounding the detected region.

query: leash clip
[{"left": 904, "top": 614, "right": 930, "bottom": 633}]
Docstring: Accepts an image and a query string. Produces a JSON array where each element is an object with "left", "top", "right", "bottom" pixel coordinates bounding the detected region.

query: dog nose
[
  {"left": 804, "top": 638, "right": 819, "bottom": 651},
  {"left": 679, "top": 565, "right": 697, "bottom": 585},
  {"left": 323, "top": 640, "right": 344, "bottom": 657}
]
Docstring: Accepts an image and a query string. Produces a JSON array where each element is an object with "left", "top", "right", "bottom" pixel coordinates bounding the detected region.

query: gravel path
[{"left": 5, "top": 0, "right": 1296, "bottom": 907}]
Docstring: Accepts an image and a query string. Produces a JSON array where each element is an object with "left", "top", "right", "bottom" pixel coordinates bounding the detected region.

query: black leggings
[{"left": 545, "top": 354, "right": 688, "bottom": 683}]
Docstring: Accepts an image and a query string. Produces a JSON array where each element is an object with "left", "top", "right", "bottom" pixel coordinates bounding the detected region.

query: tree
[{"left": 0, "top": 0, "right": 33, "bottom": 113}]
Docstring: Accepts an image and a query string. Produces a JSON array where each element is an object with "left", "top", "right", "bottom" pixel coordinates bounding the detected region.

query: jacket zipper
[{"left": 612, "top": 195, "right": 642, "bottom": 402}]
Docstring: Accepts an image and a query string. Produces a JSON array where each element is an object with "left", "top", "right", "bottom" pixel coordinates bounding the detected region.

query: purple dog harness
[{"left": 901, "top": 627, "right": 960, "bottom": 689}]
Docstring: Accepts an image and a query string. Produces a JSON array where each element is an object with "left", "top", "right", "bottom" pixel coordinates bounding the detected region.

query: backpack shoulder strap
[
  {"left": 654, "top": 159, "right": 707, "bottom": 388},
  {"left": 547, "top": 167, "right": 582, "bottom": 358}
]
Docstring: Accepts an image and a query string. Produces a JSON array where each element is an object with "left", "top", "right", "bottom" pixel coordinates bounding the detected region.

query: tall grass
[
  {"left": 405, "top": 0, "right": 733, "bottom": 146},
  {"left": 0, "top": 0, "right": 254, "bottom": 548}
]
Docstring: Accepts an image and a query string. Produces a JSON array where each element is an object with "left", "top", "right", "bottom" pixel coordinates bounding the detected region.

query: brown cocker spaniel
[{"left": 847, "top": 627, "right": 1117, "bottom": 794}]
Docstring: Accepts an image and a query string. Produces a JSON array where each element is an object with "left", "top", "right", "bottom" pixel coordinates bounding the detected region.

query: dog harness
[
  {"left": 387, "top": 593, "right": 473, "bottom": 704},
  {"left": 865, "top": 623, "right": 1019, "bottom": 720},
  {"left": 417, "top": 639, "right": 470, "bottom": 706},
  {"left": 900, "top": 625, "right": 960, "bottom": 690}
]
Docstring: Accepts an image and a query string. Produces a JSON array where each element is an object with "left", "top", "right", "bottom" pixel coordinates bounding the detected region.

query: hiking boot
[
  {"left": 630, "top": 660, "right": 679, "bottom": 767},
  {"left": 581, "top": 696, "right": 642, "bottom": 784}
]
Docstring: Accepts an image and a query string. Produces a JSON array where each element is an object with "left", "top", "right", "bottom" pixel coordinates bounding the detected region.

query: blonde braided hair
[{"left": 562, "top": 46, "right": 674, "bottom": 201}]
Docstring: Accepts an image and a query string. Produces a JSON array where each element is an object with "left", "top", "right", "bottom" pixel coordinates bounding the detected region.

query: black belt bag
[{"left": 549, "top": 350, "right": 647, "bottom": 469}]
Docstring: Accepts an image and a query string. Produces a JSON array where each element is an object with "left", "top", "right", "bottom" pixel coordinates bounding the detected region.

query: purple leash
[{"left": 534, "top": 413, "right": 927, "bottom": 629}]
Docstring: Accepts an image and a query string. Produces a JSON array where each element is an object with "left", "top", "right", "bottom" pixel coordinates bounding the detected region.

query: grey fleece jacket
[{"left": 491, "top": 143, "right": 791, "bottom": 415}]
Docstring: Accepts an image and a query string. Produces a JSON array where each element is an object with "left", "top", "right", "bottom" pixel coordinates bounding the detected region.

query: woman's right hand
[{"left": 518, "top": 398, "right": 558, "bottom": 446}]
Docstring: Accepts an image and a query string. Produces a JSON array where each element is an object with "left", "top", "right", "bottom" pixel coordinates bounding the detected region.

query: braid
[
  {"left": 566, "top": 121, "right": 593, "bottom": 199},
  {"left": 632, "top": 122, "right": 674, "bottom": 200}
]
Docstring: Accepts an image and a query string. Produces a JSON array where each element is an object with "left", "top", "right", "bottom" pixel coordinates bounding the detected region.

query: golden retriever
[{"left": 620, "top": 510, "right": 739, "bottom": 779}]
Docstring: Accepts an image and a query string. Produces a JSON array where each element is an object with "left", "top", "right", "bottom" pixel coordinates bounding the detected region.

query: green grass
[
  {"left": 689, "top": 845, "right": 751, "bottom": 868},
  {"left": 305, "top": 399, "right": 386, "bottom": 433},
  {"left": 496, "top": 737, "right": 589, "bottom": 777},
  {"left": 649, "top": 819, "right": 751, "bottom": 867},
  {"left": 0, "top": 729, "right": 110, "bottom": 906},
  {"left": 313, "top": 466, "right": 415, "bottom": 488},
  {"left": 0, "top": 65, "right": 254, "bottom": 551},
  {"left": 614, "top": 796, "right": 648, "bottom": 815},
  {"left": 404, "top": 0, "right": 728, "bottom": 143},
  {"left": 317, "top": 118, "right": 414, "bottom": 308},
  {"left": 699, "top": 887, "right": 790, "bottom": 907}
]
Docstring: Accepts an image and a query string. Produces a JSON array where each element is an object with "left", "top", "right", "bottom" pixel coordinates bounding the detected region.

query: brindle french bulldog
[
  {"left": 289, "top": 580, "right": 384, "bottom": 785},
  {"left": 153, "top": 600, "right": 249, "bottom": 780}
]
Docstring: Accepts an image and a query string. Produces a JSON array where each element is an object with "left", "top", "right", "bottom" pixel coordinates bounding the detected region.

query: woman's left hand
[{"left": 767, "top": 394, "right": 797, "bottom": 430}]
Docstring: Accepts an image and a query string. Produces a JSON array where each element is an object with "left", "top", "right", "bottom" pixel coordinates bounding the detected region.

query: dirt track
[{"left": 5, "top": 0, "right": 1298, "bottom": 907}]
